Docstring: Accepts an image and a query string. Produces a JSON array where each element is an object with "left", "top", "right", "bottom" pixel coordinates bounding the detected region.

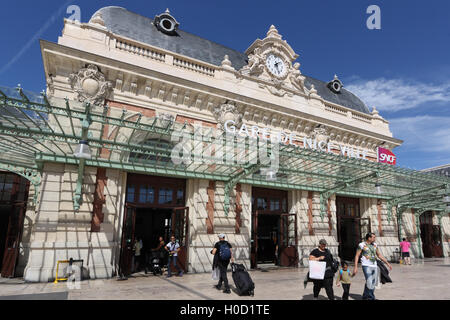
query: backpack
[
  {"left": 331, "top": 258, "right": 339, "bottom": 273},
  {"left": 219, "top": 242, "right": 231, "bottom": 260},
  {"left": 339, "top": 269, "right": 351, "bottom": 277}
]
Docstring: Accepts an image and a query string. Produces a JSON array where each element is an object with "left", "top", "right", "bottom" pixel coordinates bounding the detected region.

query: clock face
[{"left": 266, "top": 54, "right": 286, "bottom": 77}]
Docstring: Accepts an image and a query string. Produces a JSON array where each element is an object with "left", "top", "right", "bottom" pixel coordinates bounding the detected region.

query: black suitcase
[{"left": 231, "top": 263, "right": 255, "bottom": 296}]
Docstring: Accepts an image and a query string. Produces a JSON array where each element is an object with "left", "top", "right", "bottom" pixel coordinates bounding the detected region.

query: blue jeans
[
  {"left": 167, "top": 255, "right": 182, "bottom": 276},
  {"left": 362, "top": 266, "right": 378, "bottom": 300}
]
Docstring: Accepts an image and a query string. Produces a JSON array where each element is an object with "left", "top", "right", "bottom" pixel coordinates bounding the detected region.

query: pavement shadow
[
  {"left": 349, "top": 293, "right": 363, "bottom": 300},
  {"left": 301, "top": 293, "right": 331, "bottom": 300},
  {"left": 301, "top": 292, "right": 364, "bottom": 300}
]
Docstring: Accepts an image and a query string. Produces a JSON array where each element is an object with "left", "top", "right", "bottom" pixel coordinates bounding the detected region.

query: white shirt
[
  {"left": 167, "top": 241, "right": 180, "bottom": 257},
  {"left": 358, "top": 241, "right": 378, "bottom": 268}
]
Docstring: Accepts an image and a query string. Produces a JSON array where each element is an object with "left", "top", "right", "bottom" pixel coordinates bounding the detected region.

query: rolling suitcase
[{"left": 231, "top": 263, "right": 255, "bottom": 296}]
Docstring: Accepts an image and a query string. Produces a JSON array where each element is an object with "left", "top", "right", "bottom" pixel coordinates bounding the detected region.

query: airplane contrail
[{"left": 0, "top": 0, "right": 75, "bottom": 75}]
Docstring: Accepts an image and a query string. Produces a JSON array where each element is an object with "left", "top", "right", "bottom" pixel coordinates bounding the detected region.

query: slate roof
[
  {"left": 93, "top": 6, "right": 371, "bottom": 114},
  {"left": 422, "top": 164, "right": 450, "bottom": 178}
]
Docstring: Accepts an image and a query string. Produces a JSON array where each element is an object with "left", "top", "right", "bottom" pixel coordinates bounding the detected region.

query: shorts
[{"left": 401, "top": 252, "right": 410, "bottom": 258}]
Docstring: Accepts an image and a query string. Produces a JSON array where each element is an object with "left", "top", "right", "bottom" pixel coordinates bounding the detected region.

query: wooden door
[
  {"left": 279, "top": 213, "right": 298, "bottom": 267},
  {"left": 1, "top": 204, "right": 25, "bottom": 278},
  {"left": 431, "top": 225, "right": 443, "bottom": 258},
  {"left": 420, "top": 212, "right": 434, "bottom": 258},
  {"left": 170, "top": 207, "right": 189, "bottom": 273},
  {"left": 250, "top": 210, "right": 258, "bottom": 269},
  {"left": 336, "top": 197, "right": 362, "bottom": 261},
  {"left": 119, "top": 205, "right": 136, "bottom": 277}
]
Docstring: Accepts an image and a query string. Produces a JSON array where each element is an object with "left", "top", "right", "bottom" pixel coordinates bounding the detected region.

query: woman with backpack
[{"left": 211, "top": 234, "right": 234, "bottom": 294}]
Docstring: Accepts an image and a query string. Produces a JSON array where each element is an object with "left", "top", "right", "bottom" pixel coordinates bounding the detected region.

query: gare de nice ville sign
[
  {"left": 170, "top": 118, "right": 395, "bottom": 172},
  {"left": 223, "top": 120, "right": 370, "bottom": 161}
]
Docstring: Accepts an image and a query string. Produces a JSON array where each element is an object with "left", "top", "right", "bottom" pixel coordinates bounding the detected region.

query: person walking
[
  {"left": 336, "top": 261, "right": 353, "bottom": 300},
  {"left": 211, "top": 234, "right": 234, "bottom": 294},
  {"left": 165, "top": 235, "right": 183, "bottom": 278},
  {"left": 353, "top": 232, "right": 392, "bottom": 300},
  {"left": 308, "top": 239, "right": 335, "bottom": 300},
  {"left": 133, "top": 237, "right": 143, "bottom": 273},
  {"left": 399, "top": 237, "right": 411, "bottom": 265}
]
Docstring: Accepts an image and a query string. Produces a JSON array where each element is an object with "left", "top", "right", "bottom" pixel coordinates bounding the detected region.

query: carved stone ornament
[
  {"left": 312, "top": 125, "right": 330, "bottom": 143},
  {"left": 213, "top": 102, "right": 243, "bottom": 130},
  {"left": 68, "top": 64, "right": 113, "bottom": 106},
  {"left": 89, "top": 12, "right": 106, "bottom": 27},
  {"left": 158, "top": 112, "right": 175, "bottom": 127},
  {"left": 240, "top": 25, "right": 310, "bottom": 96}
]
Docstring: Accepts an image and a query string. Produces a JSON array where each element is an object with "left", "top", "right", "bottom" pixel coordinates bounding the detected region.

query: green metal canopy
[{"left": 0, "top": 86, "right": 449, "bottom": 217}]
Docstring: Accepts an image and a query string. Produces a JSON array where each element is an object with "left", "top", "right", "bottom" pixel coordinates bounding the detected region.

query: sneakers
[
  {"left": 223, "top": 288, "right": 231, "bottom": 294},
  {"left": 215, "top": 284, "right": 222, "bottom": 291}
]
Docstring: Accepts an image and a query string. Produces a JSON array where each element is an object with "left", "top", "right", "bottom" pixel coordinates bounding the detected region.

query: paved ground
[{"left": 0, "top": 258, "right": 449, "bottom": 300}]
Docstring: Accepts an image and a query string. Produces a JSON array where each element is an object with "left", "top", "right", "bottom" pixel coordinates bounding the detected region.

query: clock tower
[{"left": 239, "top": 25, "right": 308, "bottom": 96}]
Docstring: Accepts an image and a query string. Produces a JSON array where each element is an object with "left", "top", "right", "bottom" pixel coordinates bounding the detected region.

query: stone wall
[
  {"left": 23, "top": 163, "right": 123, "bottom": 282},
  {"left": 292, "top": 191, "right": 338, "bottom": 267},
  {"left": 187, "top": 180, "right": 251, "bottom": 273},
  {"left": 360, "top": 198, "right": 400, "bottom": 262},
  {"left": 441, "top": 214, "right": 450, "bottom": 257}
]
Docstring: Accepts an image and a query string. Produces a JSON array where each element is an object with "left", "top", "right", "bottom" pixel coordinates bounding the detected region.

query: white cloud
[
  {"left": 346, "top": 78, "right": 450, "bottom": 112},
  {"left": 389, "top": 115, "right": 450, "bottom": 153}
]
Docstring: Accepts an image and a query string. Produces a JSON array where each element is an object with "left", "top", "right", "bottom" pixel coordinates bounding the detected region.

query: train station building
[{"left": 0, "top": 6, "right": 449, "bottom": 282}]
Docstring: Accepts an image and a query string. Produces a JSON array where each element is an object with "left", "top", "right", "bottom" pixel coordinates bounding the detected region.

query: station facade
[{"left": 0, "top": 7, "right": 449, "bottom": 281}]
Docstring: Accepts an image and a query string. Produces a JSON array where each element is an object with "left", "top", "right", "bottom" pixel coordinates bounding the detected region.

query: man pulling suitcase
[{"left": 211, "top": 234, "right": 234, "bottom": 294}]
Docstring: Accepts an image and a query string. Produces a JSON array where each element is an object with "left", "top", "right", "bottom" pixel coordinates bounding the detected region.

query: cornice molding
[{"left": 42, "top": 40, "right": 402, "bottom": 150}]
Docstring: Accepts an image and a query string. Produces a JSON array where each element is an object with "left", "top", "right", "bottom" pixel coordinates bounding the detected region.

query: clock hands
[{"left": 267, "top": 55, "right": 284, "bottom": 76}]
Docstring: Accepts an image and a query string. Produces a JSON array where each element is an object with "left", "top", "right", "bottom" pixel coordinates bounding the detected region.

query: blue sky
[{"left": 0, "top": 0, "right": 449, "bottom": 170}]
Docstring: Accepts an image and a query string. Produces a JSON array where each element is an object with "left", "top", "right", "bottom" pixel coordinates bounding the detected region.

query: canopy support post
[{"left": 74, "top": 102, "right": 92, "bottom": 212}]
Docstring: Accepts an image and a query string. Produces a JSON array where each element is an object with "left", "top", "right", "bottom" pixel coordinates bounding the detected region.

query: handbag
[
  {"left": 309, "top": 260, "right": 326, "bottom": 280},
  {"left": 211, "top": 267, "right": 220, "bottom": 280}
]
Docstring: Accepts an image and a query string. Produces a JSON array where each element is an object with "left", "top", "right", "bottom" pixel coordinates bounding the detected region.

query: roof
[
  {"left": 422, "top": 164, "right": 450, "bottom": 178},
  {"left": 91, "top": 6, "right": 371, "bottom": 114}
]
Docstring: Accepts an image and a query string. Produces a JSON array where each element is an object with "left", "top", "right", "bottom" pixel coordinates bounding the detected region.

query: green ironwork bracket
[
  {"left": 414, "top": 208, "right": 428, "bottom": 259},
  {"left": 387, "top": 184, "right": 448, "bottom": 223},
  {"left": 319, "top": 171, "right": 379, "bottom": 220},
  {"left": 223, "top": 163, "right": 261, "bottom": 216},
  {"left": 74, "top": 102, "right": 92, "bottom": 211},
  {"left": 0, "top": 163, "right": 41, "bottom": 204}
]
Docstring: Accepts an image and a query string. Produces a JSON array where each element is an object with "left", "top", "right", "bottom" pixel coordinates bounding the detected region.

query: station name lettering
[{"left": 224, "top": 120, "right": 368, "bottom": 160}]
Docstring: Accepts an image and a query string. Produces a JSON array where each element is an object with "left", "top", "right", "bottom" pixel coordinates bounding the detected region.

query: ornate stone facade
[{"left": 16, "top": 7, "right": 445, "bottom": 283}]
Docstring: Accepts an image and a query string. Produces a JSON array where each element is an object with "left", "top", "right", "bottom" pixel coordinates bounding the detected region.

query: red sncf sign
[{"left": 377, "top": 147, "right": 396, "bottom": 165}]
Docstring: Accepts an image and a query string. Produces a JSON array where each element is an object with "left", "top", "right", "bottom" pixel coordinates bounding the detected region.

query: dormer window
[
  {"left": 328, "top": 74, "right": 343, "bottom": 93},
  {"left": 154, "top": 9, "right": 179, "bottom": 35}
]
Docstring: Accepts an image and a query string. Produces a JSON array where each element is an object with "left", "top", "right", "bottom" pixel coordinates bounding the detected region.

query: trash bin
[{"left": 392, "top": 248, "right": 400, "bottom": 263}]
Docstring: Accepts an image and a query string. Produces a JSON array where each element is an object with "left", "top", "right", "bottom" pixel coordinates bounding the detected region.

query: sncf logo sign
[{"left": 377, "top": 147, "right": 396, "bottom": 165}]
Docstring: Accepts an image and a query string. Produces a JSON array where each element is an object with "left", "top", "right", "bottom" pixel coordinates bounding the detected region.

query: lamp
[
  {"left": 375, "top": 182, "right": 382, "bottom": 194},
  {"left": 443, "top": 194, "right": 450, "bottom": 204},
  {"left": 74, "top": 140, "right": 92, "bottom": 159},
  {"left": 444, "top": 195, "right": 450, "bottom": 209},
  {"left": 265, "top": 168, "right": 277, "bottom": 181}
]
